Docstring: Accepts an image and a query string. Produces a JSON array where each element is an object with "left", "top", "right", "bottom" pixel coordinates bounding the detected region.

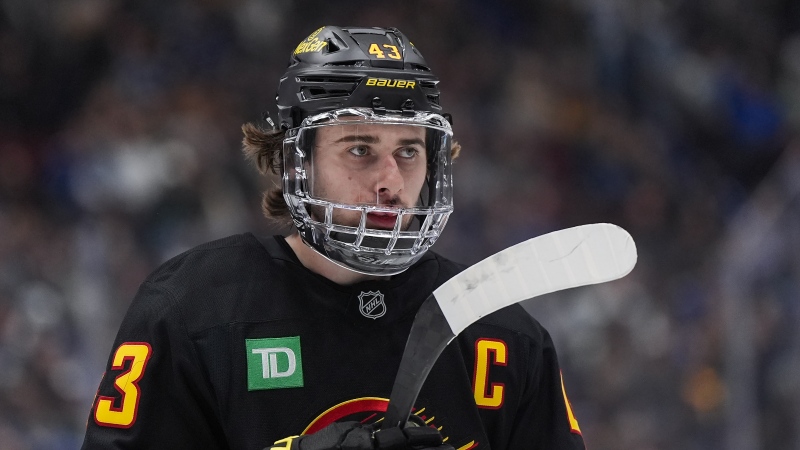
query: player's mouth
[{"left": 366, "top": 212, "right": 399, "bottom": 229}]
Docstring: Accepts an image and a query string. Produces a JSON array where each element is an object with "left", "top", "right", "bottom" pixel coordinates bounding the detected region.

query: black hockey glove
[{"left": 264, "top": 420, "right": 455, "bottom": 450}]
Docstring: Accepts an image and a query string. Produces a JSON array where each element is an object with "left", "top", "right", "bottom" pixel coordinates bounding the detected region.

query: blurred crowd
[{"left": 1, "top": 0, "right": 799, "bottom": 449}]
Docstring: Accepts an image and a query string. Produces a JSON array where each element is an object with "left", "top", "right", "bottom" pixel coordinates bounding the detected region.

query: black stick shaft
[{"left": 384, "top": 295, "right": 455, "bottom": 429}]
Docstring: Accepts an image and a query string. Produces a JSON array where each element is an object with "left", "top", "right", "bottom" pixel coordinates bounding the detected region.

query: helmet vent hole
[
  {"left": 325, "top": 39, "right": 341, "bottom": 53},
  {"left": 297, "top": 75, "right": 360, "bottom": 84},
  {"left": 297, "top": 75, "right": 361, "bottom": 100},
  {"left": 324, "top": 60, "right": 363, "bottom": 67},
  {"left": 301, "top": 87, "right": 351, "bottom": 100},
  {"left": 326, "top": 32, "right": 349, "bottom": 53}
]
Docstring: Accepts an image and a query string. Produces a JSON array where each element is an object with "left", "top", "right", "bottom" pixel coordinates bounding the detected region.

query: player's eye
[
  {"left": 396, "top": 147, "right": 420, "bottom": 159},
  {"left": 348, "top": 146, "right": 369, "bottom": 157}
]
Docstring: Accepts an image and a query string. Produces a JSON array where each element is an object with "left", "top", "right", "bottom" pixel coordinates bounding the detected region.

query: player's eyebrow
[
  {"left": 331, "top": 136, "right": 425, "bottom": 147},
  {"left": 398, "top": 138, "right": 425, "bottom": 147},
  {"left": 333, "top": 134, "right": 379, "bottom": 144}
]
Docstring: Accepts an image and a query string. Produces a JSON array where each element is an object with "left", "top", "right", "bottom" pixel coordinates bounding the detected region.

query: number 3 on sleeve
[{"left": 94, "top": 342, "right": 153, "bottom": 428}]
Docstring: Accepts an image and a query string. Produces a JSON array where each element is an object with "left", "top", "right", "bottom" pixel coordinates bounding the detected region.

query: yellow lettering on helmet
[
  {"left": 369, "top": 43, "right": 386, "bottom": 59},
  {"left": 364, "top": 78, "right": 416, "bottom": 89},
  {"left": 308, "top": 27, "right": 323, "bottom": 40},
  {"left": 293, "top": 36, "right": 328, "bottom": 55}
]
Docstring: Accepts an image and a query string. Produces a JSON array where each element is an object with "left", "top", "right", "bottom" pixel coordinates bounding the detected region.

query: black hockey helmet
[
  {"left": 277, "top": 26, "right": 455, "bottom": 276},
  {"left": 276, "top": 26, "right": 446, "bottom": 130}
]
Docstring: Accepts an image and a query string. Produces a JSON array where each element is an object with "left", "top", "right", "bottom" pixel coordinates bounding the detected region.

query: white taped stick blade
[{"left": 433, "top": 223, "right": 637, "bottom": 335}]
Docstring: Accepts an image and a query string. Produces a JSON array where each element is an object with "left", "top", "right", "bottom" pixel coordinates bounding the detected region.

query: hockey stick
[{"left": 383, "top": 223, "right": 638, "bottom": 429}]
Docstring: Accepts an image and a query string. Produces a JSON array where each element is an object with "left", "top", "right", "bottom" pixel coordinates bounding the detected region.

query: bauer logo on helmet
[{"left": 365, "top": 78, "right": 416, "bottom": 89}]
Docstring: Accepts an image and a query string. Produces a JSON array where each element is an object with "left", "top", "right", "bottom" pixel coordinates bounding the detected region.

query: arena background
[{"left": 1, "top": 0, "right": 799, "bottom": 448}]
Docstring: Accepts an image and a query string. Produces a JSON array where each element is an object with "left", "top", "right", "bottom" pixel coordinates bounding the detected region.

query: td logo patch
[{"left": 246, "top": 337, "right": 303, "bottom": 390}]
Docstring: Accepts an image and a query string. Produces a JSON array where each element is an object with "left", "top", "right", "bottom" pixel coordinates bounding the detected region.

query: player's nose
[{"left": 374, "top": 153, "right": 404, "bottom": 200}]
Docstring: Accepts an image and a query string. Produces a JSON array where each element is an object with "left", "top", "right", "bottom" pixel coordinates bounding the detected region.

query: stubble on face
[{"left": 307, "top": 123, "right": 428, "bottom": 230}]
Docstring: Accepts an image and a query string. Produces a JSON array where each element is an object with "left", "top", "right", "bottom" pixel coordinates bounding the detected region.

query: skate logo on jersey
[
  {"left": 245, "top": 337, "right": 304, "bottom": 390},
  {"left": 357, "top": 291, "right": 386, "bottom": 319}
]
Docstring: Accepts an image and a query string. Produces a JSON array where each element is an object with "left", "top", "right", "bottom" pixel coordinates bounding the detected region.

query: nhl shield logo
[{"left": 358, "top": 291, "right": 386, "bottom": 319}]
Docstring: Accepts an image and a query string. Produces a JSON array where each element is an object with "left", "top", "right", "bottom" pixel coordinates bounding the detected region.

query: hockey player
[{"left": 82, "top": 26, "right": 586, "bottom": 450}]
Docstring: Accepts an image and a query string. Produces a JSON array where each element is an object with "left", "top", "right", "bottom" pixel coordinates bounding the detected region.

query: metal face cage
[{"left": 282, "top": 108, "right": 454, "bottom": 275}]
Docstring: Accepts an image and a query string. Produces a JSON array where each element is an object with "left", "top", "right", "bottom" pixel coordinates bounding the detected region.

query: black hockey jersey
[{"left": 81, "top": 234, "right": 586, "bottom": 450}]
